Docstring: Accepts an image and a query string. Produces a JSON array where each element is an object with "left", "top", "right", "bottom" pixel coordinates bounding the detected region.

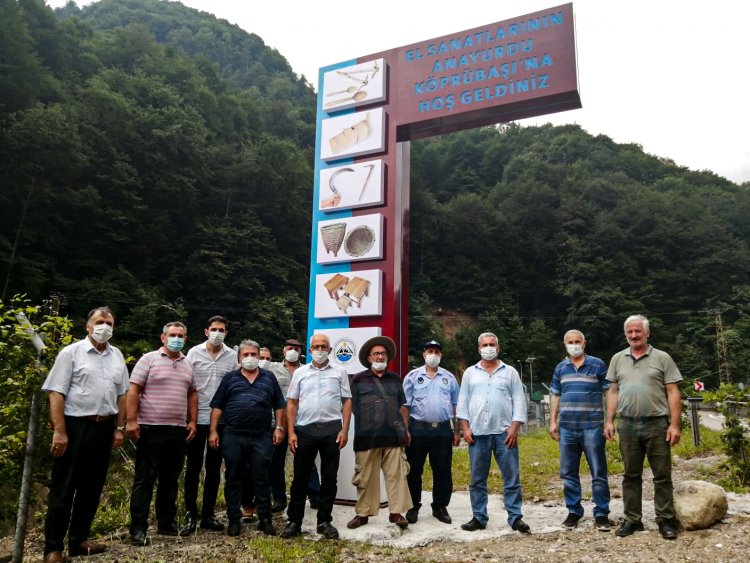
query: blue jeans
[
  {"left": 559, "top": 426, "right": 610, "bottom": 517},
  {"left": 468, "top": 433, "right": 523, "bottom": 526}
]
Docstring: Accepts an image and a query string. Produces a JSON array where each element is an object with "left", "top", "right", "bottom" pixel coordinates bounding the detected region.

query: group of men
[{"left": 40, "top": 309, "right": 683, "bottom": 562}]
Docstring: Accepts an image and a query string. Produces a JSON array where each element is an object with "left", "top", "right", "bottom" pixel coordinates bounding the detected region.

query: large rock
[{"left": 674, "top": 480, "right": 728, "bottom": 530}]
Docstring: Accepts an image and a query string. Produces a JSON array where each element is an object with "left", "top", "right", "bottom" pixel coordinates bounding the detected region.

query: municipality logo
[{"left": 334, "top": 337, "right": 357, "bottom": 365}]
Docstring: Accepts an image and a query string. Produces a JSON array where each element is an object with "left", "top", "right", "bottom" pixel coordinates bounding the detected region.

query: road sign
[{"left": 694, "top": 381, "right": 704, "bottom": 391}]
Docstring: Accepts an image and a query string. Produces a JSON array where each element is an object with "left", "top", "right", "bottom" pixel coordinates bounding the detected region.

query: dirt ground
[{"left": 5, "top": 454, "right": 750, "bottom": 562}]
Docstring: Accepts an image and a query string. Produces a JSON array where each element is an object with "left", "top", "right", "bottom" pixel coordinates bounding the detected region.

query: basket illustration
[
  {"left": 320, "top": 223, "right": 347, "bottom": 257},
  {"left": 344, "top": 225, "right": 375, "bottom": 257}
]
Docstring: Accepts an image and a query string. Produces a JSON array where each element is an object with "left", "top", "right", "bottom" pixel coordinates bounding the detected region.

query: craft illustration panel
[
  {"left": 319, "top": 159, "right": 385, "bottom": 212},
  {"left": 319, "top": 108, "right": 386, "bottom": 162},
  {"left": 314, "top": 269, "right": 382, "bottom": 319},
  {"left": 316, "top": 213, "right": 383, "bottom": 265},
  {"left": 322, "top": 58, "right": 386, "bottom": 113}
]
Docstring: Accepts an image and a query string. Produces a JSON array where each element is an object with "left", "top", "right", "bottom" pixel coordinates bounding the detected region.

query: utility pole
[
  {"left": 704, "top": 307, "right": 731, "bottom": 385},
  {"left": 526, "top": 357, "right": 536, "bottom": 394}
]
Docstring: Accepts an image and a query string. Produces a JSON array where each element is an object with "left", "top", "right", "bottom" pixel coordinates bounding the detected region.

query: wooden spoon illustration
[
  {"left": 326, "top": 86, "right": 357, "bottom": 96},
  {"left": 325, "top": 91, "right": 367, "bottom": 108}
]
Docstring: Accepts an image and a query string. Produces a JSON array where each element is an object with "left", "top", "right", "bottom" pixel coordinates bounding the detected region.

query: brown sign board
[{"left": 361, "top": 3, "right": 579, "bottom": 140}]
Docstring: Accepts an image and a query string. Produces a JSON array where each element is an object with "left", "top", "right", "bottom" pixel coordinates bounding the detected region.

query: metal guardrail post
[{"left": 686, "top": 396, "right": 703, "bottom": 447}]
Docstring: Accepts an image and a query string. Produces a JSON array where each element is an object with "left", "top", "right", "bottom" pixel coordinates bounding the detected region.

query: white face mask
[
  {"left": 241, "top": 356, "right": 259, "bottom": 371},
  {"left": 425, "top": 353, "right": 441, "bottom": 368},
  {"left": 566, "top": 344, "right": 584, "bottom": 358},
  {"left": 371, "top": 361, "right": 388, "bottom": 372},
  {"left": 312, "top": 350, "right": 329, "bottom": 364},
  {"left": 258, "top": 359, "right": 269, "bottom": 369},
  {"left": 91, "top": 324, "right": 113, "bottom": 344},
  {"left": 207, "top": 330, "right": 225, "bottom": 346},
  {"left": 480, "top": 346, "right": 498, "bottom": 361},
  {"left": 285, "top": 349, "right": 300, "bottom": 363}
]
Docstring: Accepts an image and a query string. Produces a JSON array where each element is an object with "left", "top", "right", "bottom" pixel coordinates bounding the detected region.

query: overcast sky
[{"left": 47, "top": 0, "right": 750, "bottom": 183}]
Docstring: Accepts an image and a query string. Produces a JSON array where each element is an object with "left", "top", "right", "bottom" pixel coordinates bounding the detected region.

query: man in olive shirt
[{"left": 604, "top": 314, "right": 682, "bottom": 540}]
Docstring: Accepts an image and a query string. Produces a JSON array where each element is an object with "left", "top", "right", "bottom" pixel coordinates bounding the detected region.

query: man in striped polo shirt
[
  {"left": 549, "top": 329, "right": 611, "bottom": 531},
  {"left": 126, "top": 321, "right": 197, "bottom": 546}
]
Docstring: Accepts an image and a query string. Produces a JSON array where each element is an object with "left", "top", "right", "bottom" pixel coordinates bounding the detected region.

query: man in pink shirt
[{"left": 126, "top": 321, "right": 197, "bottom": 545}]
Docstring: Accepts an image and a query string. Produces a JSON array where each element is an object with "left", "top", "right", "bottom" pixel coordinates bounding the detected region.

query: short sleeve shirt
[
  {"left": 210, "top": 368, "right": 286, "bottom": 435},
  {"left": 550, "top": 354, "right": 609, "bottom": 429},
  {"left": 42, "top": 337, "right": 129, "bottom": 417},
  {"left": 606, "top": 346, "right": 682, "bottom": 417},
  {"left": 287, "top": 362, "right": 351, "bottom": 426},
  {"left": 130, "top": 348, "right": 194, "bottom": 426}
]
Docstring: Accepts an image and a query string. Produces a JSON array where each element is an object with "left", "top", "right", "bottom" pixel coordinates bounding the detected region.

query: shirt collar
[{"left": 159, "top": 346, "right": 185, "bottom": 360}]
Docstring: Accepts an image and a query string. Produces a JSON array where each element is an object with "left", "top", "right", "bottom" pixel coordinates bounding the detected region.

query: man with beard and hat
[{"left": 346, "top": 335, "right": 413, "bottom": 530}]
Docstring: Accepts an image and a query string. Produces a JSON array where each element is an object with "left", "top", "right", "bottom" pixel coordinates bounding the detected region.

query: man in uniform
[
  {"left": 127, "top": 321, "right": 197, "bottom": 545},
  {"left": 549, "top": 329, "right": 611, "bottom": 531},
  {"left": 604, "top": 315, "right": 682, "bottom": 540},
  {"left": 41, "top": 307, "right": 129, "bottom": 563},
  {"left": 402, "top": 340, "right": 460, "bottom": 524},
  {"left": 181, "top": 315, "right": 236, "bottom": 534}
]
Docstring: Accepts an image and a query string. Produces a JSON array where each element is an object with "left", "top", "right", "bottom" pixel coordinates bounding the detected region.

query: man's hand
[
  {"left": 112, "top": 428, "right": 125, "bottom": 449},
  {"left": 666, "top": 423, "right": 681, "bottom": 446},
  {"left": 208, "top": 430, "right": 220, "bottom": 449},
  {"left": 452, "top": 433, "right": 461, "bottom": 447},
  {"left": 186, "top": 421, "right": 197, "bottom": 442},
  {"left": 504, "top": 425, "right": 519, "bottom": 449},
  {"left": 463, "top": 427, "right": 475, "bottom": 445},
  {"left": 272, "top": 427, "right": 284, "bottom": 446},
  {"left": 126, "top": 420, "right": 140, "bottom": 441},
  {"left": 50, "top": 429, "right": 68, "bottom": 457},
  {"left": 336, "top": 429, "right": 348, "bottom": 450},
  {"left": 288, "top": 431, "right": 298, "bottom": 453},
  {"left": 603, "top": 421, "right": 616, "bottom": 442},
  {"left": 549, "top": 421, "right": 560, "bottom": 442}
]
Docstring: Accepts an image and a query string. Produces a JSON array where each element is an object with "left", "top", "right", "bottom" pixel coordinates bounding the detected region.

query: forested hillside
[{"left": 2, "top": 0, "right": 750, "bottom": 388}]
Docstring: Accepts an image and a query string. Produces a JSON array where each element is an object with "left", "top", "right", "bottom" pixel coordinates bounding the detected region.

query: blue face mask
[{"left": 166, "top": 336, "right": 185, "bottom": 352}]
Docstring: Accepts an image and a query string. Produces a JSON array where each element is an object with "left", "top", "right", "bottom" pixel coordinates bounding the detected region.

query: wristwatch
[
  {"left": 116, "top": 425, "right": 126, "bottom": 433},
  {"left": 275, "top": 425, "right": 285, "bottom": 432}
]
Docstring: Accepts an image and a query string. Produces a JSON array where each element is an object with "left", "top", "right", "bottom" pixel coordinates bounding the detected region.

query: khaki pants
[{"left": 352, "top": 448, "right": 412, "bottom": 516}]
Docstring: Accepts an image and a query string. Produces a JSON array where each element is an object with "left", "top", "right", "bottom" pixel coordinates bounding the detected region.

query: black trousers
[
  {"left": 270, "top": 434, "right": 288, "bottom": 504},
  {"left": 287, "top": 421, "right": 342, "bottom": 525},
  {"left": 184, "top": 424, "right": 223, "bottom": 519},
  {"left": 224, "top": 431, "right": 274, "bottom": 521},
  {"left": 406, "top": 418, "right": 454, "bottom": 509},
  {"left": 44, "top": 416, "right": 114, "bottom": 555},
  {"left": 129, "top": 425, "right": 187, "bottom": 533}
]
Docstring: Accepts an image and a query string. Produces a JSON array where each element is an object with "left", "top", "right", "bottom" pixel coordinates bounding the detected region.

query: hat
[
  {"left": 284, "top": 338, "right": 303, "bottom": 347},
  {"left": 423, "top": 340, "right": 442, "bottom": 351},
  {"left": 358, "top": 335, "right": 397, "bottom": 368}
]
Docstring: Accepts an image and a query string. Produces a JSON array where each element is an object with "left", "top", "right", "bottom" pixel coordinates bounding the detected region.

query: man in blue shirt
[
  {"left": 549, "top": 329, "right": 611, "bottom": 531},
  {"left": 280, "top": 333, "right": 352, "bottom": 540},
  {"left": 209, "top": 339, "right": 286, "bottom": 537},
  {"left": 457, "top": 332, "right": 530, "bottom": 533},
  {"left": 403, "top": 340, "right": 460, "bottom": 524}
]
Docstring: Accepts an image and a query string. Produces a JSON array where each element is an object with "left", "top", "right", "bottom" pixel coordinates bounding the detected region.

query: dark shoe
[
  {"left": 405, "top": 507, "right": 419, "bottom": 524},
  {"left": 227, "top": 519, "right": 241, "bottom": 537},
  {"left": 316, "top": 521, "right": 339, "bottom": 539},
  {"left": 561, "top": 513, "right": 582, "bottom": 528},
  {"left": 157, "top": 522, "right": 189, "bottom": 536},
  {"left": 432, "top": 506, "right": 452, "bottom": 524},
  {"left": 511, "top": 518, "right": 531, "bottom": 533},
  {"left": 595, "top": 516, "right": 611, "bottom": 531},
  {"left": 44, "top": 552, "right": 64, "bottom": 563},
  {"left": 389, "top": 512, "right": 409, "bottom": 529},
  {"left": 179, "top": 512, "right": 197, "bottom": 536},
  {"left": 200, "top": 516, "right": 224, "bottom": 531},
  {"left": 461, "top": 517, "right": 486, "bottom": 531},
  {"left": 258, "top": 518, "right": 277, "bottom": 536},
  {"left": 280, "top": 521, "right": 302, "bottom": 539},
  {"left": 616, "top": 519, "right": 645, "bottom": 537},
  {"left": 68, "top": 540, "right": 107, "bottom": 556},
  {"left": 270, "top": 500, "right": 287, "bottom": 513},
  {"left": 346, "top": 515, "right": 369, "bottom": 529},
  {"left": 658, "top": 520, "right": 678, "bottom": 539},
  {"left": 130, "top": 529, "right": 149, "bottom": 546}
]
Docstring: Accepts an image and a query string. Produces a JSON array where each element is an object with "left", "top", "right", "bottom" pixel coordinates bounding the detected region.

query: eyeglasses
[{"left": 369, "top": 351, "right": 388, "bottom": 358}]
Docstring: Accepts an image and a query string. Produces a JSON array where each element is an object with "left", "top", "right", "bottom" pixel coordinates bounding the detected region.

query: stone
[{"left": 674, "top": 480, "right": 728, "bottom": 530}]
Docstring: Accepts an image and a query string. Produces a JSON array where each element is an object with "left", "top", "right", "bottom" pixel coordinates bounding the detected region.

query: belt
[
  {"left": 80, "top": 414, "right": 114, "bottom": 422},
  {"left": 410, "top": 419, "right": 450, "bottom": 430}
]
